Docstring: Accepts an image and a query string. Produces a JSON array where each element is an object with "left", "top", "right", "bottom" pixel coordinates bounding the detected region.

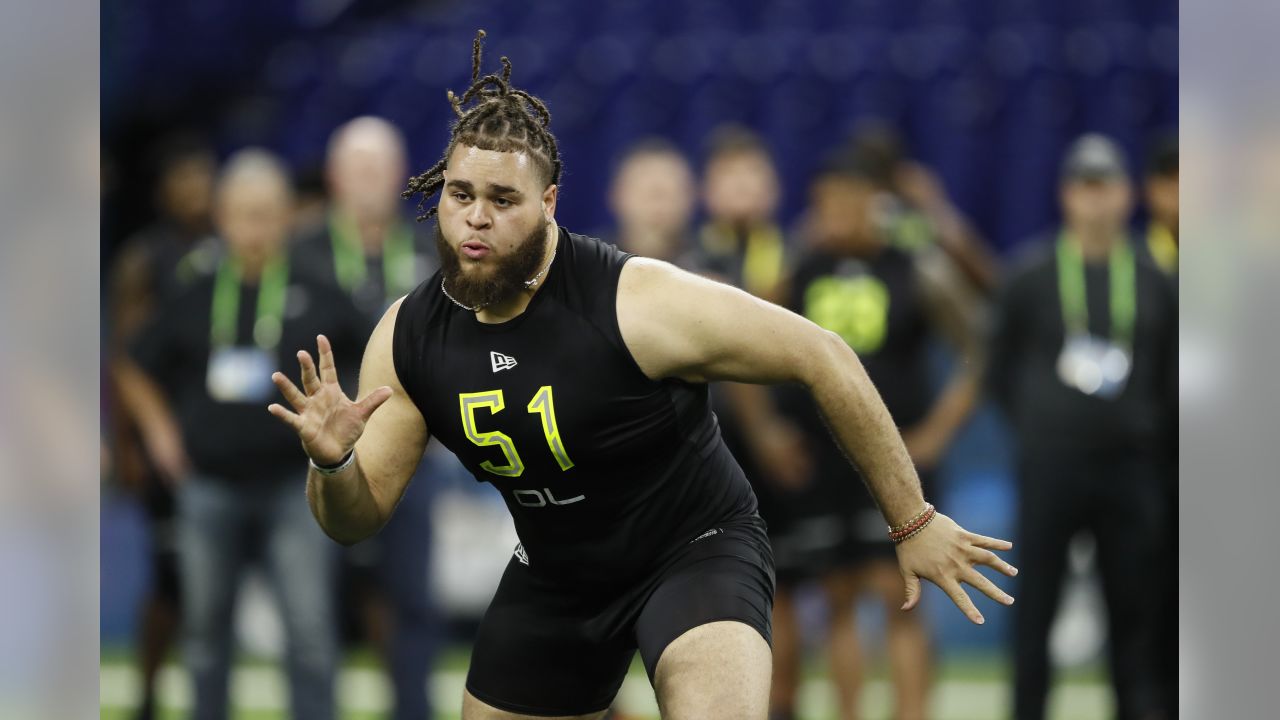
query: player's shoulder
[
  {"left": 368, "top": 293, "right": 407, "bottom": 347},
  {"left": 386, "top": 268, "right": 453, "bottom": 373},
  {"left": 549, "top": 227, "right": 640, "bottom": 318},
  {"left": 614, "top": 254, "right": 696, "bottom": 298},
  {"left": 387, "top": 277, "right": 445, "bottom": 397}
]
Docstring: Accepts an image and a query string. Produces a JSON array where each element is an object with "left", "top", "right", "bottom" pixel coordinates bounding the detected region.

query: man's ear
[{"left": 542, "top": 184, "right": 558, "bottom": 221}]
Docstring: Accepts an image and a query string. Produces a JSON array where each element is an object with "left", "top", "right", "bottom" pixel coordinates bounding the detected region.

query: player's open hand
[
  {"left": 895, "top": 512, "right": 1017, "bottom": 624},
  {"left": 267, "top": 334, "right": 392, "bottom": 466}
]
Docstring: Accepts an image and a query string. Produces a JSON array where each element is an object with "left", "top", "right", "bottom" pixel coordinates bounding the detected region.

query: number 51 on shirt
[{"left": 458, "top": 386, "right": 574, "bottom": 477}]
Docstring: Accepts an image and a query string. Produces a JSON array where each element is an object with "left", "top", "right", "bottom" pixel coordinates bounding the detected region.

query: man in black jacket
[
  {"left": 988, "top": 134, "right": 1177, "bottom": 720},
  {"left": 116, "top": 149, "right": 368, "bottom": 720}
]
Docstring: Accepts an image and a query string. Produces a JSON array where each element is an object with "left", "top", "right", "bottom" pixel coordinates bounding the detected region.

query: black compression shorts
[{"left": 464, "top": 516, "right": 775, "bottom": 716}]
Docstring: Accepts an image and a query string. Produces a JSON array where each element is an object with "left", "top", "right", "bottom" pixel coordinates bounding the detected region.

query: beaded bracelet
[
  {"left": 890, "top": 505, "right": 935, "bottom": 542},
  {"left": 891, "top": 509, "right": 937, "bottom": 544},
  {"left": 888, "top": 503, "right": 936, "bottom": 543},
  {"left": 888, "top": 502, "right": 934, "bottom": 535}
]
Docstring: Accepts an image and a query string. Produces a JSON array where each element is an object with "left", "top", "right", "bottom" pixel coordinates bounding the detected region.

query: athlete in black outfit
[
  {"left": 268, "top": 31, "right": 1017, "bottom": 720},
  {"left": 763, "top": 157, "right": 987, "bottom": 720}
]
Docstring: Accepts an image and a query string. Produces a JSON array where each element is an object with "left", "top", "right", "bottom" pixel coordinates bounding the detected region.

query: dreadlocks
[{"left": 402, "top": 29, "right": 562, "bottom": 221}]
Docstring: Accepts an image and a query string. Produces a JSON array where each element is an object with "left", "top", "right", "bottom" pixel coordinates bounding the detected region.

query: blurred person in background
[
  {"left": 1141, "top": 134, "right": 1178, "bottom": 277},
  {"left": 296, "top": 115, "right": 443, "bottom": 720},
  {"left": 987, "top": 134, "right": 1177, "bottom": 720},
  {"left": 697, "top": 125, "right": 790, "bottom": 304},
  {"left": 108, "top": 134, "right": 217, "bottom": 326},
  {"left": 760, "top": 152, "right": 986, "bottom": 720},
  {"left": 296, "top": 116, "right": 437, "bottom": 319},
  {"left": 105, "top": 133, "right": 216, "bottom": 720},
  {"left": 845, "top": 122, "right": 1000, "bottom": 295},
  {"left": 607, "top": 137, "right": 699, "bottom": 267},
  {"left": 113, "top": 149, "right": 369, "bottom": 720}
]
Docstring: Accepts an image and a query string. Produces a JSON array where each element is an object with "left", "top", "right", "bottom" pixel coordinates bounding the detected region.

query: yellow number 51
[{"left": 458, "top": 386, "right": 575, "bottom": 478}]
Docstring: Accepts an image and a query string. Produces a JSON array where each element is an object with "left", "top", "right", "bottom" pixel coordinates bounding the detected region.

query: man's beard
[{"left": 436, "top": 218, "right": 549, "bottom": 309}]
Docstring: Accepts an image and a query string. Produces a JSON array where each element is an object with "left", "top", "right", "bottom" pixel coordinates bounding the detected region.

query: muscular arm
[
  {"left": 617, "top": 258, "right": 1017, "bottom": 623},
  {"left": 617, "top": 258, "right": 923, "bottom": 526},
  {"left": 278, "top": 299, "right": 429, "bottom": 546}
]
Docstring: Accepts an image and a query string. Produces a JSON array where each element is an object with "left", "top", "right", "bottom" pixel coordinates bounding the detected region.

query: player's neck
[{"left": 474, "top": 223, "right": 558, "bottom": 324}]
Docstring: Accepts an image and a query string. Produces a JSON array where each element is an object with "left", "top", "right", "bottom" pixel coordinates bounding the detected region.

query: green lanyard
[
  {"left": 1056, "top": 233, "right": 1136, "bottom": 349},
  {"left": 329, "top": 212, "right": 416, "bottom": 302},
  {"left": 210, "top": 255, "right": 289, "bottom": 351}
]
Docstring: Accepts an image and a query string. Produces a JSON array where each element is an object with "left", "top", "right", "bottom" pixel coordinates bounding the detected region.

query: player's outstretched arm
[
  {"left": 267, "top": 298, "right": 429, "bottom": 546},
  {"left": 616, "top": 258, "right": 1016, "bottom": 624}
]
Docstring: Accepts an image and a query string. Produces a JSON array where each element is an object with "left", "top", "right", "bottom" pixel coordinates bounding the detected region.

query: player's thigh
[
  {"left": 653, "top": 620, "right": 772, "bottom": 720},
  {"left": 465, "top": 557, "right": 633, "bottom": 718},
  {"left": 636, "top": 522, "right": 775, "bottom": 719},
  {"left": 461, "top": 689, "right": 608, "bottom": 720}
]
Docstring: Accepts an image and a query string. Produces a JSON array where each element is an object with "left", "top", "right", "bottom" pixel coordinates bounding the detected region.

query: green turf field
[{"left": 100, "top": 646, "right": 1110, "bottom": 719}]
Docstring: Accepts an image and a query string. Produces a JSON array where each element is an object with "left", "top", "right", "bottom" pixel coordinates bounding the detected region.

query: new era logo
[
  {"left": 513, "top": 543, "right": 529, "bottom": 566},
  {"left": 490, "top": 351, "right": 518, "bottom": 373}
]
